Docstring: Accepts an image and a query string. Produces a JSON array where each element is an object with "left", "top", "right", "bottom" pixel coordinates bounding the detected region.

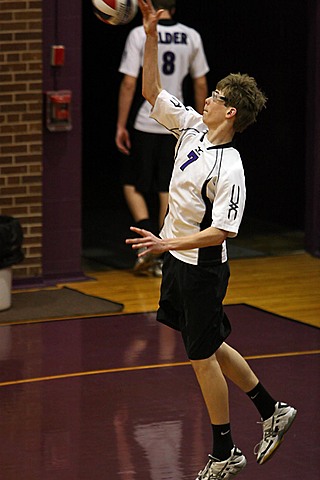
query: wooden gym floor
[{"left": 69, "top": 252, "right": 320, "bottom": 328}]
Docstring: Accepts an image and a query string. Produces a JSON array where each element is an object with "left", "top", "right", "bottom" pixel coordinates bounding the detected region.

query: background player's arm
[
  {"left": 115, "top": 74, "right": 137, "bottom": 155},
  {"left": 193, "top": 75, "right": 208, "bottom": 113}
]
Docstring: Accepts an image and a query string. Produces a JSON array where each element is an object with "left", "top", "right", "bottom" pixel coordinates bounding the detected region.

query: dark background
[{"left": 81, "top": 0, "right": 308, "bottom": 263}]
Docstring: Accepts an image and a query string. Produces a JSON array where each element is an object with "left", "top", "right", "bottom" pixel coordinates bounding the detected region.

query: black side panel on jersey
[{"left": 198, "top": 178, "right": 223, "bottom": 265}]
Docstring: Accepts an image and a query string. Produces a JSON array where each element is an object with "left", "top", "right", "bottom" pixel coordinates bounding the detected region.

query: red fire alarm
[
  {"left": 51, "top": 45, "right": 65, "bottom": 66},
  {"left": 46, "top": 90, "right": 72, "bottom": 132}
]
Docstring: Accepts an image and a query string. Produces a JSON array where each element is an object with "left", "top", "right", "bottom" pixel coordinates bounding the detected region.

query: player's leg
[
  {"left": 176, "top": 262, "right": 247, "bottom": 479},
  {"left": 190, "top": 354, "right": 247, "bottom": 480},
  {"left": 215, "top": 342, "right": 259, "bottom": 392},
  {"left": 190, "top": 354, "right": 230, "bottom": 426},
  {"left": 127, "top": 131, "right": 158, "bottom": 273},
  {"left": 148, "top": 190, "right": 169, "bottom": 277},
  {"left": 123, "top": 184, "right": 149, "bottom": 223},
  {"left": 158, "top": 191, "right": 168, "bottom": 229},
  {"left": 216, "top": 342, "right": 297, "bottom": 465},
  {"left": 157, "top": 134, "right": 175, "bottom": 230},
  {"left": 120, "top": 139, "right": 150, "bottom": 226},
  {"left": 123, "top": 183, "right": 157, "bottom": 274},
  {"left": 157, "top": 258, "right": 247, "bottom": 478},
  {"left": 124, "top": 130, "right": 153, "bottom": 227},
  {"left": 153, "top": 135, "right": 176, "bottom": 276}
]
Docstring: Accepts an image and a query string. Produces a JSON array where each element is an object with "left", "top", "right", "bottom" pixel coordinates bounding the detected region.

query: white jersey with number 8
[{"left": 119, "top": 20, "right": 210, "bottom": 134}]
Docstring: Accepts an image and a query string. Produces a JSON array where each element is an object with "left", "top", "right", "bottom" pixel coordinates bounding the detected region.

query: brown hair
[{"left": 216, "top": 73, "right": 267, "bottom": 133}]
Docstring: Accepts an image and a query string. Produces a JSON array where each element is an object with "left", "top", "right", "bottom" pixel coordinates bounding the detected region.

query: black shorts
[
  {"left": 157, "top": 253, "right": 231, "bottom": 360},
  {"left": 120, "top": 129, "right": 176, "bottom": 193}
]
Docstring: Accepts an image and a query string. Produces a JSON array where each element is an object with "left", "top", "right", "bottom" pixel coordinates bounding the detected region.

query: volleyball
[{"left": 92, "top": 0, "right": 138, "bottom": 26}]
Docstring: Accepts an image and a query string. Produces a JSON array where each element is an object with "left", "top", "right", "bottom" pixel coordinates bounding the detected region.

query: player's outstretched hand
[
  {"left": 138, "top": 0, "right": 164, "bottom": 36},
  {"left": 126, "top": 226, "right": 166, "bottom": 256}
]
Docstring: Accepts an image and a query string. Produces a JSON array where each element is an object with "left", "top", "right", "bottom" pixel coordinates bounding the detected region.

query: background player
[
  {"left": 126, "top": 1, "right": 297, "bottom": 478},
  {"left": 116, "top": 0, "right": 209, "bottom": 276}
]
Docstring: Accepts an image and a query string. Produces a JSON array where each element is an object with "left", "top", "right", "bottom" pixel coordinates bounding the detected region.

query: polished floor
[
  {"left": 2, "top": 212, "right": 320, "bottom": 479},
  {"left": 0, "top": 303, "right": 319, "bottom": 479}
]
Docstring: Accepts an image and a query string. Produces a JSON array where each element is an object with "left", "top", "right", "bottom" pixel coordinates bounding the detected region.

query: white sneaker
[
  {"left": 255, "top": 401, "right": 297, "bottom": 464},
  {"left": 195, "top": 446, "right": 246, "bottom": 479},
  {"left": 151, "top": 259, "right": 163, "bottom": 277},
  {"left": 133, "top": 247, "right": 155, "bottom": 275}
]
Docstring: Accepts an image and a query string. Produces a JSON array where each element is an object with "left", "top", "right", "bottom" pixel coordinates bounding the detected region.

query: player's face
[
  {"left": 203, "top": 90, "right": 228, "bottom": 126},
  {"left": 211, "top": 90, "right": 228, "bottom": 103}
]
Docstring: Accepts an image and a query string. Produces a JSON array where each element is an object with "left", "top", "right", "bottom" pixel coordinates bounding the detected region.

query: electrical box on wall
[{"left": 45, "top": 90, "right": 72, "bottom": 132}]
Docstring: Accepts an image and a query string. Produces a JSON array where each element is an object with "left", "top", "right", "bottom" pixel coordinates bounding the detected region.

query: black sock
[
  {"left": 246, "top": 382, "right": 276, "bottom": 420},
  {"left": 211, "top": 423, "right": 233, "bottom": 461}
]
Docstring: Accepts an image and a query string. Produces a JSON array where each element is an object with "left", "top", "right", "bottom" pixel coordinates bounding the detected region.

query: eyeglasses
[{"left": 212, "top": 90, "right": 228, "bottom": 103}]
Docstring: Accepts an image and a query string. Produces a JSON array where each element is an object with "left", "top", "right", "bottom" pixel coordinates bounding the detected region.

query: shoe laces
[
  {"left": 196, "top": 456, "right": 219, "bottom": 480},
  {"left": 254, "top": 417, "right": 278, "bottom": 455},
  {"left": 197, "top": 456, "right": 213, "bottom": 479},
  {"left": 197, "top": 454, "right": 241, "bottom": 480}
]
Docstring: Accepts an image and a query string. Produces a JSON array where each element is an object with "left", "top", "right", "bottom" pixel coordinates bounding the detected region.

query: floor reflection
[{"left": 0, "top": 309, "right": 318, "bottom": 479}]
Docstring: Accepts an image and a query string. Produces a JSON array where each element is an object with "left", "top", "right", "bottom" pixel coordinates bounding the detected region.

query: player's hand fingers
[
  {"left": 129, "top": 226, "right": 151, "bottom": 237},
  {"left": 118, "top": 145, "right": 130, "bottom": 155}
]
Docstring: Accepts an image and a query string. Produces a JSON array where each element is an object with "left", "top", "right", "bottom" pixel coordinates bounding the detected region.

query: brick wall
[{"left": 0, "top": 1, "right": 43, "bottom": 279}]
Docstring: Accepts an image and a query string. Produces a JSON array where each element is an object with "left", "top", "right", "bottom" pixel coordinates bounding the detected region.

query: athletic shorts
[
  {"left": 157, "top": 253, "right": 231, "bottom": 360},
  {"left": 120, "top": 129, "right": 176, "bottom": 193}
]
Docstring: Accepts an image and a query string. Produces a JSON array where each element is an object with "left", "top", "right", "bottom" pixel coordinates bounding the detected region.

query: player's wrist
[{"left": 145, "top": 29, "right": 158, "bottom": 39}]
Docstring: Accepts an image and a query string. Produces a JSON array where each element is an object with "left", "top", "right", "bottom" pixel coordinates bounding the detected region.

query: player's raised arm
[{"left": 138, "top": 0, "right": 163, "bottom": 106}]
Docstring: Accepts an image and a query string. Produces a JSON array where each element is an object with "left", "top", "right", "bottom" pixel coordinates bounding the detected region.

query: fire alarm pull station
[
  {"left": 51, "top": 45, "right": 65, "bottom": 66},
  {"left": 46, "top": 90, "right": 72, "bottom": 132}
]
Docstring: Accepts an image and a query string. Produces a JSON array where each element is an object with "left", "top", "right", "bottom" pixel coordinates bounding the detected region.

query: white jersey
[
  {"left": 119, "top": 20, "right": 209, "bottom": 134},
  {"left": 150, "top": 90, "right": 246, "bottom": 265}
]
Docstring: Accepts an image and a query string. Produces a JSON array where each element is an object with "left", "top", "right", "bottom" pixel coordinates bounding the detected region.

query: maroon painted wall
[{"left": 42, "top": 0, "right": 84, "bottom": 281}]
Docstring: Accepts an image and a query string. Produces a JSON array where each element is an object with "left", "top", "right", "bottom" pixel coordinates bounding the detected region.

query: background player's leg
[
  {"left": 123, "top": 185, "right": 149, "bottom": 223},
  {"left": 123, "top": 185, "right": 155, "bottom": 274},
  {"left": 158, "top": 191, "right": 168, "bottom": 230}
]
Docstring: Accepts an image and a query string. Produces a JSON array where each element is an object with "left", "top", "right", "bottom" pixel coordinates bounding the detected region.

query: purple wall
[
  {"left": 42, "top": 0, "right": 84, "bottom": 281},
  {"left": 305, "top": 0, "right": 320, "bottom": 257}
]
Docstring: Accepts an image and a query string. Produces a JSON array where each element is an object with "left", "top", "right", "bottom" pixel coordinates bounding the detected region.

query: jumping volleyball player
[
  {"left": 116, "top": 0, "right": 209, "bottom": 276},
  {"left": 126, "top": 0, "right": 297, "bottom": 478}
]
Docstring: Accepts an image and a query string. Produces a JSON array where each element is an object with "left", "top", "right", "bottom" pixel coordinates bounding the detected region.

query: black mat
[{"left": 0, "top": 287, "right": 124, "bottom": 324}]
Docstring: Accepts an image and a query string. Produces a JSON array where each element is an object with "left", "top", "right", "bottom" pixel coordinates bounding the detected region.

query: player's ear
[{"left": 226, "top": 107, "right": 237, "bottom": 118}]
